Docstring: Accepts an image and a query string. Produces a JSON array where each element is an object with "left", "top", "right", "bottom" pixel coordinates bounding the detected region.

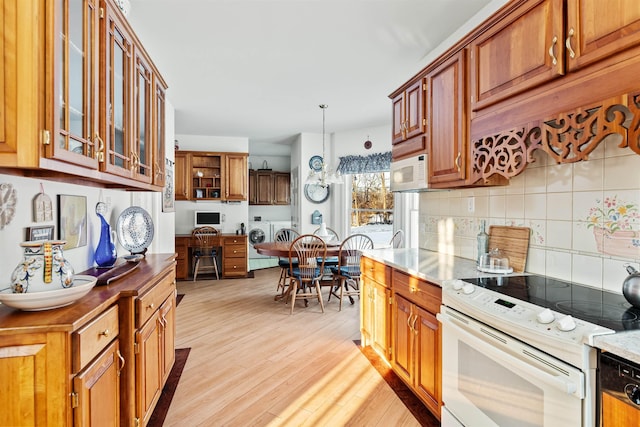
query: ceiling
[{"left": 128, "top": 0, "right": 497, "bottom": 153}]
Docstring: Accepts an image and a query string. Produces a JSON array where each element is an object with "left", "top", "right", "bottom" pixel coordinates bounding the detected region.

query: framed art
[
  {"left": 163, "top": 158, "right": 175, "bottom": 212},
  {"left": 26, "top": 225, "right": 55, "bottom": 241},
  {"left": 57, "top": 195, "right": 88, "bottom": 249}
]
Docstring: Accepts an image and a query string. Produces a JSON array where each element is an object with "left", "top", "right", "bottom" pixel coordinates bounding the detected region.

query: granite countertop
[
  {"left": 593, "top": 332, "right": 640, "bottom": 365},
  {"left": 362, "top": 247, "right": 512, "bottom": 284},
  {"left": 364, "top": 248, "right": 640, "bottom": 366}
]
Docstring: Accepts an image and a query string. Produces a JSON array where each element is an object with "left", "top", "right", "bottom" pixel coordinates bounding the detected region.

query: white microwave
[
  {"left": 390, "top": 154, "right": 428, "bottom": 192},
  {"left": 194, "top": 211, "right": 224, "bottom": 227}
]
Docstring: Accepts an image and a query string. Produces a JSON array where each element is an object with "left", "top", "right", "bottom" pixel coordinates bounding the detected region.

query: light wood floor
[{"left": 164, "top": 267, "right": 424, "bottom": 427}]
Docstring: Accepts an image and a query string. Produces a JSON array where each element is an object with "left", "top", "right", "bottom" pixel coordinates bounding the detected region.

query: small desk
[{"left": 175, "top": 234, "right": 248, "bottom": 279}]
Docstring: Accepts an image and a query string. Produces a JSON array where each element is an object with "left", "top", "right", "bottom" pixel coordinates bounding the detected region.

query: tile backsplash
[{"left": 419, "top": 136, "right": 640, "bottom": 293}]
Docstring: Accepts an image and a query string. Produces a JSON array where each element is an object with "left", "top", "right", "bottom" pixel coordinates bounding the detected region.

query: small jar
[{"left": 11, "top": 240, "right": 74, "bottom": 293}]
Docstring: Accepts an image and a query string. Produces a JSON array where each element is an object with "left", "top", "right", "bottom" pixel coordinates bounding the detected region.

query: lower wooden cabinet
[
  {"left": 391, "top": 271, "right": 442, "bottom": 418},
  {"left": 73, "top": 339, "right": 122, "bottom": 427},
  {"left": 222, "top": 235, "right": 248, "bottom": 278},
  {"left": 360, "top": 256, "right": 442, "bottom": 421},
  {"left": 0, "top": 254, "right": 177, "bottom": 427},
  {"left": 361, "top": 257, "right": 392, "bottom": 360}
]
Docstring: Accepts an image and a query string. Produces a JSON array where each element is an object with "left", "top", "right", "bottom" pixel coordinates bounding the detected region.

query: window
[{"left": 349, "top": 171, "right": 393, "bottom": 247}]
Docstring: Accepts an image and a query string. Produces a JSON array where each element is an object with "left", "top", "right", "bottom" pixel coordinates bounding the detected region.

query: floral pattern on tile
[{"left": 585, "top": 195, "right": 640, "bottom": 259}]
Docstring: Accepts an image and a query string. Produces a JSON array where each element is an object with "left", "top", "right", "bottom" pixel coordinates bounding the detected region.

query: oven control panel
[{"left": 441, "top": 279, "right": 614, "bottom": 348}]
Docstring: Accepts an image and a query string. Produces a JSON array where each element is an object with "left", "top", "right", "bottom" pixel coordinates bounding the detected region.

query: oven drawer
[{"left": 392, "top": 270, "right": 440, "bottom": 314}]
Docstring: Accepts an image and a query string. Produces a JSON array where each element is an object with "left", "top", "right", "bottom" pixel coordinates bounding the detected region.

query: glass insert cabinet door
[
  {"left": 50, "top": 0, "right": 100, "bottom": 169},
  {"left": 133, "top": 51, "right": 153, "bottom": 184},
  {"left": 103, "top": 4, "right": 134, "bottom": 179}
]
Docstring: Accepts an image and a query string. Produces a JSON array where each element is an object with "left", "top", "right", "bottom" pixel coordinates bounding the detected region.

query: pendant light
[{"left": 306, "top": 104, "right": 342, "bottom": 187}]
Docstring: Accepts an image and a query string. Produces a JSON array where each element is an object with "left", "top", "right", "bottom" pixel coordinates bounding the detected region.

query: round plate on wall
[
  {"left": 304, "top": 183, "right": 330, "bottom": 204},
  {"left": 309, "top": 155, "right": 324, "bottom": 172}
]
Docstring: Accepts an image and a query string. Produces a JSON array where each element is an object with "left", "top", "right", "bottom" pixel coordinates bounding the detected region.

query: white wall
[{"left": 173, "top": 134, "right": 250, "bottom": 235}]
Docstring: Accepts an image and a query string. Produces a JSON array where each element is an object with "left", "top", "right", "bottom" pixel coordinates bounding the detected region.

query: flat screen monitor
[{"left": 194, "top": 211, "right": 221, "bottom": 227}]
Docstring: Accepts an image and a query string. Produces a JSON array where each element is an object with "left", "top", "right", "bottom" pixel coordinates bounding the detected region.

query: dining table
[{"left": 253, "top": 240, "right": 342, "bottom": 302}]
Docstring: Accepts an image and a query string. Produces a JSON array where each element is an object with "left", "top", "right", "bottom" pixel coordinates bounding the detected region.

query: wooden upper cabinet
[
  {"left": 132, "top": 49, "right": 154, "bottom": 184},
  {"left": 470, "top": 0, "right": 564, "bottom": 110},
  {"left": 428, "top": 50, "right": 467, "bottom": 186},
  {"left": 252, "top": 171, "right": 290, "bottom": 205},
  {"left": 392, "top": 79, "right": 426, "bottom": 143},
  {"left": 0, "top": 0, "right": 166, "bottom": 191},
  {"left": 152, "top": 81, "right": 167, "bottom": 186},
  {"left": 273, "top": 172, "right": 290, "bottom": 205},
  {"left": 255, "top": 171, "right": 274, "bottom": 205},
  {"left": 225, "top": 153, "right": 248, "bottom": 201},
  {"left": 48, "top": 0, "right": 101, "bottom": 169},
  {"left": 174, "top": 152, "right": 190, "bottom": 201},
  {"left": 101, "top": 4, "right": 135, "bottom": 179},
  {"left": 566, "top": 0, "right": 640, "bottom": 71}
]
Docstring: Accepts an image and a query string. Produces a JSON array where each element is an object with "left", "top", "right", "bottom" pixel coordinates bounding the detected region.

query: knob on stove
[
  {"left": 557, "top": 315, "right": 577, "bottom": 332},
  {"left": 536, "top": 308, "right": 555, "bottom": 324},
  {"left": 462, "top": 283, "right": 475, "bottom": 295}
]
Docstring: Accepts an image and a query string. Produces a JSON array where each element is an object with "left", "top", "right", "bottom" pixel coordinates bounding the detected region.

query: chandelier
[{"left": 306, "top": 104, "right": 342, "bottom": 187}]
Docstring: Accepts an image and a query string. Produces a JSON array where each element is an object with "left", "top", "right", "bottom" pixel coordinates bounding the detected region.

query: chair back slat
[
  {"left": 338, "top": 234, "right": 374, "bottom": 275},
  {"left": 274, "top": 228, "right": 299, "bottom": 243},
  {"left": 390, "top": 229, "right": 404, "bottom": 248},
  {"left": 290, "top": 234, "right": 327, "bottom": 281}
]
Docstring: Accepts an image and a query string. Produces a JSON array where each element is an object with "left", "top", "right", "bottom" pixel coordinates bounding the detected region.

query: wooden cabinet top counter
[{"left": 0, "top": 253, "right": 176, "bottom": 334}]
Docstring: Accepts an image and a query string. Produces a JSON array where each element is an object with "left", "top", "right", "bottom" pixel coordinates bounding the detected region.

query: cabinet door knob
[
  {"left": 100, "top": 329, "right": 110, "bottom": 337},
  {"left": 148, "top": 303, "right": 155, "bottom": 310}
]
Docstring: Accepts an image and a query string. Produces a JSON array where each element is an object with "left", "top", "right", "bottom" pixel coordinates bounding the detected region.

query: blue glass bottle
[{"left": 95, "top": 213, "right": 117, "bottom": 267}]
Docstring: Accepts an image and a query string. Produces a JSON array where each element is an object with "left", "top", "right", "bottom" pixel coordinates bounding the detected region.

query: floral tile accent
[{"left": 586, "top": 195, "right": 640, "bottom": 259}]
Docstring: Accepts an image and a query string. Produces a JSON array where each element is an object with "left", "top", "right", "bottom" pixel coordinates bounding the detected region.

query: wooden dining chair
[
  {"left": 287, "top": 234, "right": 327, "bottom": 314},
  {"left": 390, "top": 229, "right": 404, "bottom": 248},
  {"left": 329, "top": 233, "right": 373, "bottom": 310},
  {"left": 191, "top": 226, "right": 220, "bottom": 280},
  {"left": 313, "top": 226, "right": 340, "bottom": 278},
  {"left": 274, "top": 228, "right": 299, "bottom": 296}
]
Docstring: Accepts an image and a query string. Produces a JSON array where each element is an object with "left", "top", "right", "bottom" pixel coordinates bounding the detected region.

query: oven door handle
[{"left": 439, "top": 310, "right": 584, "bottom": 398}]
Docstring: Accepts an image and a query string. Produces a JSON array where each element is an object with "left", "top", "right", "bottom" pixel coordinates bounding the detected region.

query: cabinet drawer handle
[
  {"left": 117, "top": 350, "right": 125, "bottom": 374},
  {"left": 455, "top": 152, "right": 461, "bottom": 172},
  {"left": 548, "top": 35, "right": 558, "bottom": 65},
  {"left": 99, "top": 329, "right": 110, "bottom": 337},
  {"left": 565, "top": 28, "right": 575, "bottom": 59},
  {"left": 148, "top": 303, "right": 155, "bottom": 310}
]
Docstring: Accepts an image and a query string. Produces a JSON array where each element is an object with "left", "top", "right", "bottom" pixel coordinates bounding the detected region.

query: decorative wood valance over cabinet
[
  {"left": 0, "top": 0, "right": 167, "bottom": 191},
  {"left": 391, "top": 0, "right": 640, "bottom": 188}
]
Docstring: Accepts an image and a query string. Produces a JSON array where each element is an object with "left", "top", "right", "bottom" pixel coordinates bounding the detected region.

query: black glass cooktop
[{"left": 460, "top": 275, "right": 640, "bottom": 332}]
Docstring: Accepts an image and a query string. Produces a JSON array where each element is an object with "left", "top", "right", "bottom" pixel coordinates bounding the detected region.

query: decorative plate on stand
[{"left": 116, "top": 206, "right": 154, "bottom": 255}]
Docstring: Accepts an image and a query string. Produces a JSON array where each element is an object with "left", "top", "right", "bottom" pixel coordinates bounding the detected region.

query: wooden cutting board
[{"left": 488, "top": 225, "right": 530, "bottom": 273}]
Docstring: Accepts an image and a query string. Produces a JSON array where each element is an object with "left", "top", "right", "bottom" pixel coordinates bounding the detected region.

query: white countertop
[{"left": 365, "top": 248, "right": 640, "bottom": 365}]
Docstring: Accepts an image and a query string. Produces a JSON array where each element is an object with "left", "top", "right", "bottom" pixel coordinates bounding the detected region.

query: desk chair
[
  {"left": 287, "top": 234, "right": 326, "bottom": 314},
  {"left": 192, "top": 226, "right": 220, "bottom": 281},
  {"left": 329, "top": 233, "right": 373, "bottom": 311},
  {"left": 274, "top": 228, "right": 299, "bottom": 296},
  {"left": 390, "top": 229, "right": 404, "bottom": 248}
]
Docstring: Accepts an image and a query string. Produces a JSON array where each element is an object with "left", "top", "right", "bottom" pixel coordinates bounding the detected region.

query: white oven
[{"left": 438, "top": 307, "right": 584, "bottom": 427}]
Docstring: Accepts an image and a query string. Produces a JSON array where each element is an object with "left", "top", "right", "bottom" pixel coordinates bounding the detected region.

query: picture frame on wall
[
  {"left": 57, "top": 195, "right": 88, "bottom": 249},
  {"left": 163, "top": 158, "right": 175, "bottom": 212},
  {"left": 25, "top": 225, "right": 55, "bottom": 241}
]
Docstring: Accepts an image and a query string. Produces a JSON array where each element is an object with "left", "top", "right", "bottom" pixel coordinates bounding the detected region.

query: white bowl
[{"left": 0, "top": 275, "right": 97, "bottom": 311}]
